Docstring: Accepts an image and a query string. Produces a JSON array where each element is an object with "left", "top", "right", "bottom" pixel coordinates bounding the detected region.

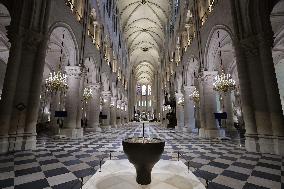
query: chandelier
[
  {"left": 213, "top": 70, "right": 236, "bottom": 93},
  {"left": 189, "top": 87, "right": 200, "bottom": 104},
  {"left": 177, "top": 97, "right": 184, "bottom": 106},
  {"left": 83, "top": 87, "right": 93, "bottom": 101},
  {"left": 45, "top": 71, "right": 68, "bottom": 93}
]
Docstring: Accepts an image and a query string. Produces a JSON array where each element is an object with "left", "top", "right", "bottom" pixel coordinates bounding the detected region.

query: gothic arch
[
  {"left": 204, "top": 25, "right": 235, "bottom": 72},
  {"left": 47, "top": 22, "right": 80, "bottom": 66}
]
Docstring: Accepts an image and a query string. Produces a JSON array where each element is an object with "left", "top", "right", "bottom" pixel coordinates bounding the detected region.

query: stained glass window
[
  {"left": 142, "top": 85, "right": 147, "bottom": 96},
  {"left": 148, "top": 85, "right": 151, "bottom": 95},
  {"left": 136, "top": 84, "right": 141, "bottom": 95}
]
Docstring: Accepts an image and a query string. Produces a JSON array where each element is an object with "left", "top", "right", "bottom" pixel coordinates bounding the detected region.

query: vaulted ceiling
[{"left": 117, "top": 0, "right": 171, "bottom": 84}]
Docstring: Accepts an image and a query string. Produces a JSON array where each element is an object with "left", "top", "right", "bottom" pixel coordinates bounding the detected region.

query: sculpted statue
[
  {"left": 101, "top": 72, "right": 109, "bottom": 91},
  {"left": 112, "top": 82, "right": 117, "bottom": 97},
  {"left": 118, "top": 89, "right": 121, "bottom": 100},
  {"left": 176, "top": 73, "right": 183, "bottom": 93},
  {"left": 91, "top": 65, "right": 98, "bottom": 84}
]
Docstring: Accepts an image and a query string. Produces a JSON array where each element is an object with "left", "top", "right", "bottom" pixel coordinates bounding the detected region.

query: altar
[{"left": 83, "top": 160, "right": 206, "bottom": 189}]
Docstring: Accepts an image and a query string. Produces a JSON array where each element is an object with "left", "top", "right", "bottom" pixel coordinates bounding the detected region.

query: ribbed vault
[{"left": 117, "top": 0, "right": 170, "bottom": 84}]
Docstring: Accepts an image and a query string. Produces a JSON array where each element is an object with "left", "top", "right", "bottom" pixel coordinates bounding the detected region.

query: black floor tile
[
  {"left": 194, "top": 170, "right": 218, "bottom": 181},
  {"left": 73, "top": 168, "right": 96, "bottom": 178},
  {"left": 208, "top": 161, "right": 230, "bottom": 169},
  {"left": 232, "top": 162, "right": 255, "bottom": 169},
  {"left": 251, "top": 170, "right": 281, "bottom": 182},
  {"left": 63, "top": 159, "right": 82, "bottom": 166},
  {"left": 221, "top": 170, "right": 249, "bottom": 181},
  {"left": 44, "top": 167, "right": 70, "bottom": 177},
  {"left": 52, "top": 179, "right": 80, "bottom": 189},
  {"left": 257, "top": 162, "right": 281, "bottom": 170},
  {"left": 243, "top": 182, "right": 269, "bottom": 189},
  {"left": 208, "top": 182, "right": 233, "bottom": 189},
  {"left": 39, "top": 159, "right": 59, "bottom": 165},
  {"left": 15, "top": 166, "right": 42, "bottom": 177},
  {"left": 15, "top": 179, "right": 49, "bottom": 189},
  {"left": 0, "top": 178, "right": 14, "bottom": 188}
]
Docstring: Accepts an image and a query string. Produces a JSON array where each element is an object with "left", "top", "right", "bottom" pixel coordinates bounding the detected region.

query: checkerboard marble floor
[{"left": 0, "top": 124, "right": 283, "bottom": 189}]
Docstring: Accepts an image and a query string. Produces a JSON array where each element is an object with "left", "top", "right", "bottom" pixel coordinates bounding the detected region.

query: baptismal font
[{"left": 122, "top": 123, "right": 165, "bottom": 185}]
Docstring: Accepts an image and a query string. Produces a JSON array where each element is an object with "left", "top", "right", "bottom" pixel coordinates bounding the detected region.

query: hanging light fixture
[
  {"left": 83, "top": 87, "right": 93, "bottom": 101},
  {"left": 45, "top": 36, "right": 68, "bottom": 94},
  {"left": 213, "top": 70, "right": 236, "bottom": 93},
  {"left": 212, "top": 44, "right": 236, "bottom": 93},
  {"left": 45, "top": 69, "right": 68, "bottom": 93},
  {"left": 189, "top": 87, "right": 200, "bottom": 104},
  {"left": 177, "top": 96, "right": 184, "bottom": 106}
]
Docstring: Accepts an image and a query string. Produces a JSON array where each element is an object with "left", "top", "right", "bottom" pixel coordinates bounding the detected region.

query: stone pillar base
[
  {"left": 274, "top": 137, "right": 284, "bottom": 156},
  {"left": 225, "top": 128, "right": 239, "bottom": 138},
  {"left": 101, "top": 125, "right": 111, "bottom": 130},
  {"left": 7, "top": 133, "right": 37, "bottom": 152},
  {"left": 0, "top": 136, "right": 9, "bottom": 154},
  {"left": 199, "top": 128, "right": 225, "bottom": 138},
  {"left": 85, "top": 127, "right": 102, "bottom": 132},
  {"left": 60, "top": 128, "right": 83, "bottom": 139},
  {"left": 258, "top": 135, "right": 276, "bottom": 154},
  {"left": 50, "top": 126, "right": 60, "bottom": 135},
  {"left": 245, "top": 134, "right": 259, "bottom": 153},
  {"left": 245, "top": 134, "right": 284, "bottom": 155},
  {"left": 189, "top": 128, "right": 198, "bottom": 133},
  {"left": 175, "top": 126, "right": 182, "bottom": 131}
]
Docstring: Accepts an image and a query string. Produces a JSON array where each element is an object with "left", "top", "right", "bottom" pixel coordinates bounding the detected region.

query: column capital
[
  {"left": 184, "top": 86, "right": 196, "bottom": 94},
  {"left": 201, "top": 71, "right": 217, "bottom": 82},
  {"left": 185, "top": 24, "right": 191, "bottom": 29},
  {"left": 111, "top": 97, "right": 117, "bottom": 101},
  {"left": 117, "top": 100, "right": 122, "bottom": 105},
  {"left": 101, "top": 91, "right": 111, "bottom": 98},
  {"left": 89, "top": 83, "right": 101, "bottom": 91},
  {"left": 65, "top": 66, "right": 81, "bottom": 78}
]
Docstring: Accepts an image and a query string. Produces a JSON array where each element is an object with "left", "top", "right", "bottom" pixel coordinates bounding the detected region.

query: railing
[
  {"left": 71, "top": 150, "right": 117, "bottom": 189},
  {"left": 176, "top": 151, "right": 211, "bottom": 189}
]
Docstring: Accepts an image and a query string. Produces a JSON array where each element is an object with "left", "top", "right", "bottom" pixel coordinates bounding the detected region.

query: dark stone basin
[{"left": 122, "top": 137, "right": 165, "bottom": 185}]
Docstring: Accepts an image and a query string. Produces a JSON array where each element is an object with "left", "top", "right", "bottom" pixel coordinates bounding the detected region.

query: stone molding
[
  {"left": 184, "top": 86, "right": 196, "bottom": 94},
  {"left": 201, "top": 71, "right": 217, "bottom": 83},
  {"left": 101, "top": 91, "right": 111, "bottom": 99},
  {"left": 89, "top": 83, "right": 101, "bottom": 91},
  {"left": 65, "top": 66, "right": 81, "bottom": 78}
]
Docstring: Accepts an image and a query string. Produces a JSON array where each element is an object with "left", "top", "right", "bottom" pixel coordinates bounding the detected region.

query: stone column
[
  {"left": 93, "top": 21, "right": 97, "bottom": 43},
  {"left": 0, "top": 30, "right": 25, "bottom": 153},
  {"left": 110, "top": 97, "right": 117, "bottom": 128},
  {"left": 184, "top": 86, "right": 196, "bottom": 132},
  {"left": 257, "top": 32, "right": 284, "bottom": 155},
  {"left": 223, "top": 93, "right": 237, "bottom": 136},
  {"left": 175, "top": 93, "right": 185, "bottom": 131},
  {"left": 86, "top": 83, "right": 101, "bottom": 131},
  {"left": 121, "top": 101, "right": 125, "bottom": 126},
  {"left": 199, "top": 71, "right": 225, "bottom": 138},
  {"left": 76, "top": 73, "right": 85, "bottom": 130},
  {"left": 50, "top": 93, "right": 60, "bottom": 132},
  {"left": 101, "top": 91, "right": 111, "bottom": 129},
  {"left": 116, "top": 100, "right": 122, "bottom": 127},
  {"left": 233, "top": 40, "right": 259, "bottom": 152},
  {"left": 7, "top": 31, "right": 47, "bottom": 151},
  {"left": 22, "top": 35, "right": 50, "bottom": 150},
  {"left": 61, "top": 66, "right": 83, "bottom": 138},
  {"left": 124, "top": 102, "right": 129, "bottom": 126}
]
